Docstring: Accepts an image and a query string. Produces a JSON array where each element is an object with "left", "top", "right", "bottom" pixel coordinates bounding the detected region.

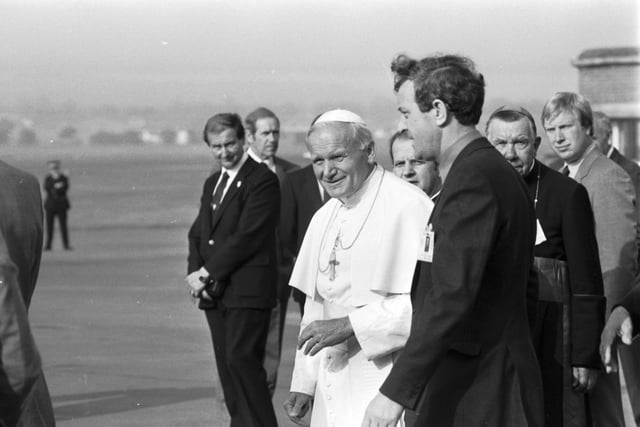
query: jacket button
[{"left": 208, "top": 239, "right": 214, "bottom": 246}]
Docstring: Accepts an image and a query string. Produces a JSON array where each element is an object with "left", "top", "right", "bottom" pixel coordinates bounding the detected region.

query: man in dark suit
[
  {"left": 186, "top": 113, "right": 280, "bottom": 427},
  {"left": 279, "top": 164, "right": 326, "bottom": 316},
  {"left": 487, "top": 105, "right": 605, "bottom": 427},
  {"left": 244, "top": 107, "right": 299, "bottom": 394},
  {"left": 0, "top": 160, "right": 55, "bottom": 426},
  {"left": 43, "top": 160, "right": 72, "bottom": 251},
  {"left": 363, "top": 53, "right": 544, "bottom": 426}
]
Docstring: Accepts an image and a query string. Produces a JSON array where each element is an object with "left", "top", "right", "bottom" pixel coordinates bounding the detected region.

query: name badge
[
  {"left": 418, "top": 224, "right": 435, "bottom": 263},
  {"left": 535, "top": 218, "right": 547, "bottom": 246}
]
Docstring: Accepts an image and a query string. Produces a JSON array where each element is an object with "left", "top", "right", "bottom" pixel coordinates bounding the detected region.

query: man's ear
[
  {"left": 432, "top": 99, "right": 448, "bottom": 126},
  {"left": 366, "top": 140, "right": 376, "bottom": 164},
  {"left": 533, "top": 136, "right": 542, "bottom": 151}
]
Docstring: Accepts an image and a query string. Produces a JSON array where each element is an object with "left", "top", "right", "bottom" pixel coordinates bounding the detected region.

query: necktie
[
  {"left": 211, "top": 172, "right": 229, "bottom": 211},
  {"left": 561, "top": 166, "right": 570, "bottom": 176}
]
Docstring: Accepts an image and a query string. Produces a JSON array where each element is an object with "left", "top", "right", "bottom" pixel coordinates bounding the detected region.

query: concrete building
[{"left": 573, "top": 47, "right": 640, "bottom": 161}]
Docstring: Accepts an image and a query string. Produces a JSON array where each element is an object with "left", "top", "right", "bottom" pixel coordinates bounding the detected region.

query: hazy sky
[{"left": 0, "top": 0, "right": 638, "bottom": 109}]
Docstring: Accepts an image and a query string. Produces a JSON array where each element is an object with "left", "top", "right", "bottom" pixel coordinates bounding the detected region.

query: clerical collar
[
  {"left": 523, "top": 159, "right": 536, "bottom": 177},
  {"left": 339, "top": 163, "right": 380, "bottom": 209},
  {"left": 564, "top": 143, "right": 595, "bottom": 179},
  {"left": 439, "top": 129, "right": 482, "bottom": 183}
]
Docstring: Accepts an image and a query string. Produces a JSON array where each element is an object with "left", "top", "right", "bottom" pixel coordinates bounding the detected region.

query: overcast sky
[{"left": 0, "top": 0, "right": 638, "bottom": 109}]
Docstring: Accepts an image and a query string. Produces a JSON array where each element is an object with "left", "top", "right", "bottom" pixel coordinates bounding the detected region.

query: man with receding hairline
[{"left": 487, "top": 105, "right": 605, "bottom": 427}]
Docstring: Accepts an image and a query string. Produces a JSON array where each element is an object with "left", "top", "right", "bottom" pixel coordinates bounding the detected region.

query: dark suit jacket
[
  {"left": 43, "top": 172, "right": 70, "bottom": 212},
  {"left": 272, "top": 156, "right": 299, "bottom": 186},
  {"left": 188, "top": 157, "right": 280, "bottom": 309},
  {"left": 380, "top": 137, "right": 543, "bottom": 426},
  {"left": 527, "top": 161, "right": 605, "bottom": 367},
  {"left": 0, "top": 160, "right": 54, "bottom": 426},
  {"left": 279, "top": 164, "right": 323, "bottom": 262}
]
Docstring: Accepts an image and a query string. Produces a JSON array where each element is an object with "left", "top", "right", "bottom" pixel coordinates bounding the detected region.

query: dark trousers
[
  {"left": 205, "top": 305, "right": 277, "bottom": 427},
  {"left": 45, "top": 209, "right": 69, "bottom": 249}
]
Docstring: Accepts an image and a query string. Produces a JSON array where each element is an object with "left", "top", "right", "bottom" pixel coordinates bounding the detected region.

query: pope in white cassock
[{"left": 283, "top": 110, "right": 434, "bottom": 427}]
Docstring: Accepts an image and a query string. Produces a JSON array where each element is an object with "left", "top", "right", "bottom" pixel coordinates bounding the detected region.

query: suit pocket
[{"left": 449, "top": 341, "right": 482, "bottom": 356}]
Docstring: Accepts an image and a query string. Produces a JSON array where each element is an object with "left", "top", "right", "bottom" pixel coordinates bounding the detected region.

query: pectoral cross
[{"left": 328, "top": 248, "right": 339, "bottom": 281}]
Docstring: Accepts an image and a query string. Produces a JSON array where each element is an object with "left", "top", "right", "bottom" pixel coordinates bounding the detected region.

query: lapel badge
[{"left": 236, "top": 180, "right": 242, "bottom": 188}]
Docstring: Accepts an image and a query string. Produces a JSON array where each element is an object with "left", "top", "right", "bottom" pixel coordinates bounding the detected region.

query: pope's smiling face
[{"left": 306, "top": 123, "right": 375, "bottom": 202}]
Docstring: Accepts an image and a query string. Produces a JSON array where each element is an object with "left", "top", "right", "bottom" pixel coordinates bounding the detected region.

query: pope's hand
[
  {"left": 600, "top": 306, "right": 634, "bottom": 373},
  {"left": 284, "top": 392, "right": 312, "bottom": 426},
  {"left": 298, "top": 317, "right": 353, "bottom": 356},
  {"left": 361, "top": 392, "right": 403, "bottom": 427}
]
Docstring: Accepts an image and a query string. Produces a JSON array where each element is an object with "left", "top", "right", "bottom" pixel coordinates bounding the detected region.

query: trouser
[
  {"left": 263, "top": 283, "right": 291, "bottom": 395},
  {"left": 205, "top": 305, "right": 276, "bottom": 427},
  {"left": 45, "top": 210, "right": 69, "bottom": 249}
]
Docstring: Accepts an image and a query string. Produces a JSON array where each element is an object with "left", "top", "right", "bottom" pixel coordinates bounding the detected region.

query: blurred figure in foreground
[
  {"left": 43, "top": 160, "right": 71, "bottom": 251},
  {"left": 284, "top": 109, "right": 433, "bottom": 426},
  {"left": 487, "top": 105, "right": 605, "bottom": 427},
  {"left": 0, "top": 159, "right": 55, "bottom": 426}
]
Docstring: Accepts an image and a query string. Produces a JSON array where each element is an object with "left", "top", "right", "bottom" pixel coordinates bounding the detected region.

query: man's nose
[
  {"left": 504, "top": 143, "right": 518, "bottom": 158},
  {"left": 403, "top": 162, "right": 415, "bottom": 177},
  {"left": 323, "top": 160, "right": 335, "bottom": 178}
]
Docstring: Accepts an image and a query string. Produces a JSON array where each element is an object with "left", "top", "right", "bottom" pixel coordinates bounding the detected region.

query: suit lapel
[
  {"left": 210, "top": 158, "right": 257, "bottom": 231},
  {"left": 575, "top": 146, "right": 599, "bottom": 182}
]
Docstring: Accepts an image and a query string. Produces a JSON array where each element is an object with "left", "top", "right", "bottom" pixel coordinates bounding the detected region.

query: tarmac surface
[{"left": 31, "top": 226, "right": 303, "bottom": 426}]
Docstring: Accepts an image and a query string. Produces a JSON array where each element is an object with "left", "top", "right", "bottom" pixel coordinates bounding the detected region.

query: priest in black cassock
[{"left": 487, "top": 105, "right": 606, "bottom": 427}]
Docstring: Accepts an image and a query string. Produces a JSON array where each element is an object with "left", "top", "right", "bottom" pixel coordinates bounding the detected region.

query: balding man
[
  {"left": 284, "top": 110, "right": 433, "bottom": 426},
  {"left": 487, "top": 105, "right": 605, "bottom": 427}
]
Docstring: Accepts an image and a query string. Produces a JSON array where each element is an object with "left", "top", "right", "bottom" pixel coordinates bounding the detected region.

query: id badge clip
[{"left": 418, "top": 223, "right": 435, "bottom": 263}]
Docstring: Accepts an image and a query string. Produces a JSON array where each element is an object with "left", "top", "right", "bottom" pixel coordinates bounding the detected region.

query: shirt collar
[
  {"left": 247, "top": 147, "right": 263, "bottom": 163},
  {"left": 564, "top": 143, "right": 595, "bottom": 179},
  {"left": 439, "top": 129, "right": 482, "bottom": 183}
]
